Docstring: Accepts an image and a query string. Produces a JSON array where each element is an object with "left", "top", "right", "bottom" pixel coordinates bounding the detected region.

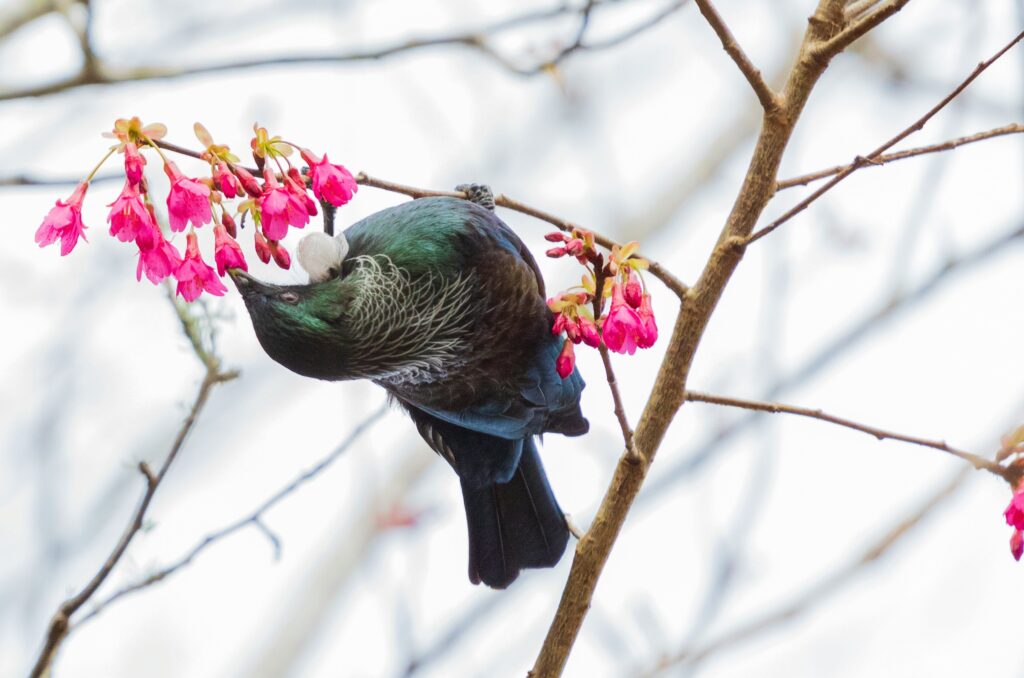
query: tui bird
[{"left": 229, "top": 188, "right": 588, "bottom": 588}]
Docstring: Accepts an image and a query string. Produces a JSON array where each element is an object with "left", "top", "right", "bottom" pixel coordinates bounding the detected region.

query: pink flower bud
[
  {"left": 566, "top": 239, "right": 585, "bottom": 257},
  {"left": 235, "top": 166, "right": 264, "bottom": 198},
  {"left": 1012, "top": 529, "right": 1023, "bottom": 562},
  {"left": 254, "top": 230, "right": 272, "bottom": 264},
  {"left": 124, "top": 142, "right": 146, "bottom": 187},
  {"left": 546, "top": 247, "right": 567, "bottom": 258},
  {"left": 269, "top": 240, "right": 291, "bottom": 270},
  {"left": 221, "top": 211, "right": 237, "bottom": 239},
  {"left": 564, "top": 317, "right": 581, "bottom": 343},
  {"left": 36, "top": 181, "right": 89, "bottom": 256},
  {"left": 544, "top": 232, "right": 567, "bottom": 242},
  {"left": 578, "top": 316, "right": 601, "bottom": 348},
  {"left": 623, "top": 271, "right": 643, "bottom": 308},
  {"left": 556, "top": 339, "right": 575, "bottom": 379}
]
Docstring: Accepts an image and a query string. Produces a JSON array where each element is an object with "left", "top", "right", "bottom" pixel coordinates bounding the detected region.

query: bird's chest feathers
[{"left": 345, "top": 255, "right": 484, "bottom": 385}]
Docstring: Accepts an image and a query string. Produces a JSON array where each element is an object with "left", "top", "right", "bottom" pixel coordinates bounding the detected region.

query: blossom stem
[
  {"left": 85, "top": 146, "right": 118, "bottom": 182},
  {"left": 142, "top": 136, "right": 172, "bottom": 165}
]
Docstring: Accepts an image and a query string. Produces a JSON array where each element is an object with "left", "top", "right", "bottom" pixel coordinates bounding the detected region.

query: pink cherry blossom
[
  {"left": 213, "top": 225, "right": 247, "bottom": 276},
  {"left": 164, "top": 161, "right": 212, "bottom": 232},
  {"left": 556, "top": 339, "right": 575, "bottom": 379},
  {"left": 36, "top": 181, "right": 89, "bottom": 256},
  {"left": 1005, "top": 489, "right": 1024, "bottom": 530},
  {"left": 300, "top": 148, "right": 357, "bottom": 207},
  {"left": 287, "top": 168, "right": 319, "bottom": 217},
  {"left": 124, "top": 142, "right": 146, "bottom": 186},
  {"left": 258, "top": 173, "right": 309, "bottom": 241},
  {"left": 602, "top": 283, "right": 645, "bottom": 355},
  {"left": 175, "top": 231, "right": 227, "bottom": 301},
  {"left": 214, "top": 162, "right": 240, "bottom": 198},
  {"left": 136, "top": 234, "right": 182, "bottom": 284},
  {"left": 235, "top": 166, "right": 263, "bottom": 198},
  {"left": 108, "top": 181, "right": 159, "bottom": 250},
  {"left": 636, "top": 294, "right": 658, "bottom": 349},
  {"left": 1012, "top": 529, "right": 1023, "bottom": 561}
]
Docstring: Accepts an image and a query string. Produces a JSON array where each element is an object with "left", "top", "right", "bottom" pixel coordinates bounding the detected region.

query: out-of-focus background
[{"left": 2, "top": 1, "right": 1023, "bottom": 676}]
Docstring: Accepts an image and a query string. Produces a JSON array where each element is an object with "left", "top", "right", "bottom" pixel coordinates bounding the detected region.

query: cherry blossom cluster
[
  {"left": 1001, "top": 427, "right": 1024, "bottom": 560},
  {"left": 545, "top": 229, "right": 657, "bottom": 378},
  {"left": 35, "top": 117, "right": 358, "bottom": 301}
]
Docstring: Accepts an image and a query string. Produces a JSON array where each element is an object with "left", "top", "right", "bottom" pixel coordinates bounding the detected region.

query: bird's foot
[{"left": 455, "top": 183, "right": 495, "bottom": 211}]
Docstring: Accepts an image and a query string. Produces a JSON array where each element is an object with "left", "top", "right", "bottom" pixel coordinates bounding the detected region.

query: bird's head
[{"left": 228, "top": 268, "right": 357, "bottom": 380}]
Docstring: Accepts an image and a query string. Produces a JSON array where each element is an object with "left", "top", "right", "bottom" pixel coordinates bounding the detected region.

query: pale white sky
[{"left": 2, "top": 1, "right": 1023, "bottom": 677}]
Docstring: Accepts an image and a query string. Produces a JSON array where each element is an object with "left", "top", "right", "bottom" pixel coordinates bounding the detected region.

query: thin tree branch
[
  {"left": 74, "top": 405, "right": 387, "bottom": 627},
  {"left": 599, "top": 346, "right": 640, "bottom": 461},
  {"left": 354, "top": 172, "right": 690, "bottom": 300},
  {"left": 27, "top": 312, "right": 237, "bottom": 678},
  {"left": 683, "top": 390, "right": 1011, "bottom": 480},
  {"left": 646, "top": 220, "right": 1024, "bottom": 501},
  {"left": 692, "top": 0, "right": 781, "bottom": 112},
  {"left": 0, "top": 0, "right": 686, "bottom": 102},
  {"left": 748, "top": 30, "right": 1024, "bottom": 245},
  {"left": 817, "top": 0, "right": 913, "bottom": 57},
  {"left": 775, "top": 123, "right": 1024, "bottom": 192},
  {"left": 643, "top": 467, "right": 971, "bottom": 675}
]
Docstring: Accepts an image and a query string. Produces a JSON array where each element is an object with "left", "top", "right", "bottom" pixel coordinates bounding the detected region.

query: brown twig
[
  {"left": 683, "top": 390, "right": 1010, "bottom": 480},
  {"left": 775, "top": 123, "right": 1024, "bottom": 191},
  {"left": 747, "top": 29, "right": 1024, "bottom": 245},
  {"left": 74, "top": 405, "right": 386, "bottom": 627},
  {"left": 27, "top": 296, "right": 237, "bottom": 678},
  {"left": 599, "top": 345, "right": 640, "bottom": 462},
  {"left": 692, "top": 0, "right": 781, "bottom": 112}
]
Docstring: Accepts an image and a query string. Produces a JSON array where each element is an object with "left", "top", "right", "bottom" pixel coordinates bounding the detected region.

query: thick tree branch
[
  {"left": 27, "top": 297, "right": 237, "bottom": 678},
  {"left": 775, "top": 123, "right": 1024, "bottom": 191},
  {"left": 748, "top": 30, "right": 1024, "bottom": 245},
  {"left": 528, "top": 2, "right": 860, "bottom": 674},
  {"left": 683, "top": 390, "right": 1010, "bottom": 480},
  {"left": 692, "top": 0, "right": 781, "bottom": 112}
]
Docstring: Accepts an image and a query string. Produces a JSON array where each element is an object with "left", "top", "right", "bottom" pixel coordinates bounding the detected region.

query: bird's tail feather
[{"left": 461, "top": 438, "right": 569, "bottom": 589}]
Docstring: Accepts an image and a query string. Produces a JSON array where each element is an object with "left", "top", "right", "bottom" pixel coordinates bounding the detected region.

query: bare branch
[
  {"left": 27, "top": 321, "right": 236, "bottom": 678},
  {"left": 354, "top": 172, "right": 690, "bottom": 300},
  {"left": 692, "top": 0, "right": 781, "bottom": 112},
  {"left": 775, "top": 123, "right": 1024, "bottom": 191},
  {"left": 74, "top": 406, "right": 386, "bottom": 627},
  {"left": 748, "top": 30, "right": 1024, "bottom": 245},
  {"left": 683, "top": 390, "right": 1010, "bottom": 480},
  {"left": 599, "top": 346, "right": 640, "bottom": 461},
  {"left": 644, "top": 468, "right": 971, "bottom": 675},
  {"left": 817, "top": 0, "right": 914, "bottom": 57},
  {"left": 0, "top": 0, "right": 688, "bottom": 102}
]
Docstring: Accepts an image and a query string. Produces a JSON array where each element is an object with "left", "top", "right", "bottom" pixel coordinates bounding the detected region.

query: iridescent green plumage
[{"left": 232, "top": 196, "right": 587, "bottom": 588}]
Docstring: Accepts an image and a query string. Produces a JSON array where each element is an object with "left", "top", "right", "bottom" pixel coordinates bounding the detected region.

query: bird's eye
[{"left": 280, "top": 292, "right": 300, "bottom": 304}]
